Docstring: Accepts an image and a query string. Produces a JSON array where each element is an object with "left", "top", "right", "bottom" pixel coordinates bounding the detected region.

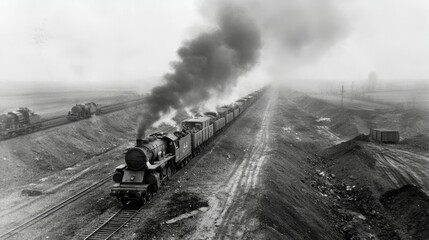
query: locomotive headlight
[{"left": 130, "top": 176, "right": 135, "bottom": 181}]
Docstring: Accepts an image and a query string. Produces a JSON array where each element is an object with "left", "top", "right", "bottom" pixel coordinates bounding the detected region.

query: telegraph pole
[{"left": 341, "top": 84, "right": 344, "bottom": 108}]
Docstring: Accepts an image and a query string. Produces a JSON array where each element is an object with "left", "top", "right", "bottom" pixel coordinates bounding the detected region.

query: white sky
[
  {"left": 290, "top": 0, "right": 429, "bottom": 80},
  {"left": 0, "top": 0, "right": 428, "bottom": 91}
]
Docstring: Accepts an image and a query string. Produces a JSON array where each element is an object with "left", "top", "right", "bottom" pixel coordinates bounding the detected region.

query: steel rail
[{"left": 0, "top": 175, "right": 113, "bottom": 240}]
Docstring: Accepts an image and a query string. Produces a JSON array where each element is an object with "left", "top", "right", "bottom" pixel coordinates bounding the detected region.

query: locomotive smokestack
[{"left": 136, "top": 139, "right": 143, "bottom": 147}]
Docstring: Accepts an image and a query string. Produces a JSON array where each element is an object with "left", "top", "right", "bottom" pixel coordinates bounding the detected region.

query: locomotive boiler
[{"left": 111, "top": 132, "right": 192, "bottom": 205}]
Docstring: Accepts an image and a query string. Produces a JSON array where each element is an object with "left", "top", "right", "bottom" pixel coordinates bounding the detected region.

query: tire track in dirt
[
  {"left": 368, "top": 144, "right": 429, "bottom": 194},
  {"left": 191, "top": 91, "right": 275, "bottom": 239}
]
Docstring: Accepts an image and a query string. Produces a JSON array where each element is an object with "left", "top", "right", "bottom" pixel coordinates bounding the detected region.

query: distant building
[{"left": 370, "top": 128, "right": 400, "bottom": 143}]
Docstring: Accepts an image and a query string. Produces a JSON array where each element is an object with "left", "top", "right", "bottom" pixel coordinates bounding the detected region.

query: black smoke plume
[{"left": 137, "top": 4, "right": 261, "bottom": 138}]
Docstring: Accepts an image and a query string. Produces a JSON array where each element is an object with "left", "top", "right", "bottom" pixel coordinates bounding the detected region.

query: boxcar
[
  {"left": 213, "top": 117, "right": 226, "bottom": 133},
  {"left": 237, "top": 98, "right": 248, "bottom": 108},
  {"left": 235, "top": 102, "right": 244, "bottom": 114},
  {"left": 233, "top": 108, "right": 239, "bottom": 119},
  {"left": 226, "top": 112, "right": 234, "bottom": 124},
  {"left": 370, "top": 128, "right": 399, "bottom": 143}
]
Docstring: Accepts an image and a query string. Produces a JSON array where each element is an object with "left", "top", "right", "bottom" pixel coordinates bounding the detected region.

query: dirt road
[
  {"left": 191, "top": 91, "right": 275, "bottom": 239},
  {"left": 367, "top": 143, "right": 429, "bottom": 195}
]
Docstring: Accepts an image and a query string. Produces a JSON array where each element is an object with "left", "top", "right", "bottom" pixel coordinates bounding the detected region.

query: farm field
[
  {"left": 311, "top": 89, "right": 429, "bottom": 111},
  {"left": 310, "top": 94, "right": 393, "bottom": 111},
  {"left": 364, "top": 90, "right": 429, "bottom": 109},
  {"left": 0, "top": 90, "right": 141, "bottom": 119}
]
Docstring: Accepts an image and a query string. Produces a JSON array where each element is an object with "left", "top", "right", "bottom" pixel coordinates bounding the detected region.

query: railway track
[
  {"left": 83, "top": 204, "right": 152, "bottom": 240},
  {"left": 0, "top": 175, "right": 112, "bottom": 240}
]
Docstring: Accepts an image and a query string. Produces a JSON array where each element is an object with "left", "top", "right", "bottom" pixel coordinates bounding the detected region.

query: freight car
[
  {"left": 111, "top": 87, "right": 267, "bottom": 205},
  {"left": 0, "top": 108, "right": 42, "bottom": 139},
  {"left": 217, "top": 106, "right": 234, "bottom": 124},
  {"left": 205, "top": 112, "right": 226, "bottom": 135},
  {"left": 370, "top": 128, "right": 399, "bottom": 143},
  {"left": 67, "top": 102, "right": 101, "bottom": 121},
  {"left": 182, "top": 116, "right": 214, "bottom": 155},
  {"left": 235, "top": 101, "right": 244, "bottom": 114}
]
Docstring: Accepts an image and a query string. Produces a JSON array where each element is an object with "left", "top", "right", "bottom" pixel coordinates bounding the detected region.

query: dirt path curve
[
  {"left": 367, "top": 143, "right": 429, "bottom": 194},
  {"left": 191, "top": 91, "right": 276, "bottom": 239}
]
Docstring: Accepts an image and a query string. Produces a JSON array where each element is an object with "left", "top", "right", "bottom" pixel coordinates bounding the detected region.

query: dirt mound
[
  {"left": 401, "top": 134, "right": 429, "bottom": 151},
  {"left": 380, "top": 185, "right": 429, "bottom": 239},
  {"left": 320, "top": 140, "right": 377, "bottom": 183},
  {"left": 295, "top": 95, "right": 429, "bottom": 140},
  {"left": 296, "top": 96, "right": 368, "bottom": 138},
  {"left": 312, "top": 137, "right": 429, "bottom": 239},
  {"left": 353, "top": 134, "right": 370, "bottom": 142},
  {"left": 312, "top": 141, "right": 398, "bottom": 239}
]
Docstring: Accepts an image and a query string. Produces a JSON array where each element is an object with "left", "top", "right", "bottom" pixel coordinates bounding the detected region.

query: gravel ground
[{"left": 1, "top": 87, "right": 428, "bottom": 240}]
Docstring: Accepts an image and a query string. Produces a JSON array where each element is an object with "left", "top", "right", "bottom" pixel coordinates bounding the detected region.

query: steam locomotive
[
  {"left": 0, "top": 107, "right": 42, "bottom": 139},
  {"left": 111, "top": 88, "right": 266, "bottom": 205},
  {"left": 67, "top": 102, "right": 101, "bottom": 121}
]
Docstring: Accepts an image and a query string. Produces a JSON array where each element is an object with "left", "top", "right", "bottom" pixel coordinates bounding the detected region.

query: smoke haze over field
[
  {"left": 136, "top": 0, "right": 350, "bottom": 137},
  {"left": 137, "top": 3, "right": 261, "bottom": 138}
]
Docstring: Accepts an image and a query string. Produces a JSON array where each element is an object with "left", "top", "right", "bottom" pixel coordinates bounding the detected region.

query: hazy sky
[{"left": 1, "top": 0, "right": 428, "bottom": 91}]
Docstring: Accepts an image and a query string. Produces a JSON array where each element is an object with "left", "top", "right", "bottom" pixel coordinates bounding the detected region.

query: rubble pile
[{"left": 308, "top": 138, "right": 429, "bottom": 239}]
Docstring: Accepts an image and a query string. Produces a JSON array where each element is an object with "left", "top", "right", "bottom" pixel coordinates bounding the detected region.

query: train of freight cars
[{"left": 110, "top": 87, "right": 267, "bottom": 205}]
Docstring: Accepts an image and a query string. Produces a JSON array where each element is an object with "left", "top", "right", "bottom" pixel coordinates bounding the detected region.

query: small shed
[{"left": 370, "top": 128, "right": 400, "bottom": 143}]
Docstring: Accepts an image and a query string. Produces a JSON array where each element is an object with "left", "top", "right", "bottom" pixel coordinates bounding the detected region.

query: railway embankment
[{"left": 0, "top": 106, "right": 141, "bottom": 190}]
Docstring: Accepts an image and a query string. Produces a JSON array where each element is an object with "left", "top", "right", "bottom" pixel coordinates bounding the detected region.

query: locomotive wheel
[
  {"left": 166, "top": 166, "right": 172, "bottom": 180},
  {"left": 149, "top": 183, "right": 158, "bottom": 193},
  {"left": 120, "top": 197, "right": 129, "bottom": 206},
  {"left": 146, "top": 191, "right": 153, "bottom": 202},
  {"left": 139, "top": 196, "right": 147, "bottom": 205}
]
